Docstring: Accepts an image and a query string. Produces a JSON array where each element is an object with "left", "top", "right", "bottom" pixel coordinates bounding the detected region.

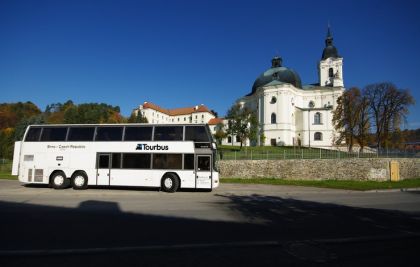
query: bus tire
[
  {"left": 71, "top": 171, "right": 88, "bottom": 190},
  {"left": 161, "top": 173, "right": 179, "bottom": 193},
  {"left": 50, "top": 171, "right": 70, "bottom": 189}
]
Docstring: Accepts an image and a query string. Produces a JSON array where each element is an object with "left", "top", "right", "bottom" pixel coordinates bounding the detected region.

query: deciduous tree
[
  {"left": 363, "top": 82, "right": 414, "bottom": 149},
  {"left": 226, "top": 103, "right": 257, "bottom": 149}
]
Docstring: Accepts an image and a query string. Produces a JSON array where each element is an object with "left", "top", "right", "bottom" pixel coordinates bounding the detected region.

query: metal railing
[{"left": 217, "top": 148, "right": 419, "bottom": 161}]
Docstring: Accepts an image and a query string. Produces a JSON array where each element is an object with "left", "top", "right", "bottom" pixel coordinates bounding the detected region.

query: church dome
[
  {"left": 322, "top": 45, "right": 339, "bottom": 59},
  {"left": 249, "top": 56, "right": 302, "bottom": 95}
]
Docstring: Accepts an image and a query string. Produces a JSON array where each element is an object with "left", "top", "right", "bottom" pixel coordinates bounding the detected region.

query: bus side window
[
  {"left": 68, "top": 127, "right": 95, "bottom": 141},
  {"left": 153, "top": 154, "right": 182, "bottom": 169},
  {"left": 124, "top": 126, "right": 153, "bottom": 141},
  {"left": 197, "top": 156, "right": 210, "bottom": 171},
  {"left": 122, "top": 154, "right": 151, "bottom": 169},
  {"left": 96, "top": 127, "right": 123, "bottom": 141},
  {"left": 25, "top": 127, "right": 42, "bottom": 142},
  {"left": 185, "top": 126, "right": 209, "bottom": 142},
  {"left": 154, "top": 126, "right": 183, "bottom": 141},
  {"left": 40, "top": 127, "right": 68, "bottom": 141},
  {"left": 112, "top": 153, "right": 121, "bottom": 168},
  {"left": 184, "top": 154, "right": 194, "bottom": 170}
]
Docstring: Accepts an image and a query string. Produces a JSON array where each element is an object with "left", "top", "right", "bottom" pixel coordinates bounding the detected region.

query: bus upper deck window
[
  {"left": 185, "top": 126, "right": 209, "bottom": 142},
  {"left": 154, "top": 126, "right": 183, "bottom": 141},
  {"left": 95, "top": 127, "right": 123, "bottom": 141},
  {"left": 124, "top": 126, "right": 153, "bottom": 141},
  {"left": 40, "top": 127, "right": 68, "bottom": 141},
  {"left": 68, "top": 127, "right": 95, "bottom": 141},
  {"left": 25, "top": 127, "right": 42, "bottom": 142}
]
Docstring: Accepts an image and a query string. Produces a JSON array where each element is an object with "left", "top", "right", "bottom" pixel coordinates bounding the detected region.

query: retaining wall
[{"left": 218, "top": 158, "right": 420, "bottom": 181}]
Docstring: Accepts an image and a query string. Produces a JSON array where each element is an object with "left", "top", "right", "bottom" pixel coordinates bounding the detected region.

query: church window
[
  {"left": 228, "top": 136, "right": 232, "bottom": 143},
  {"left": 314, "top": 112, "right": 322, "bottom": 124},
  {"left": 329, "top": 68, "right": 334, "bottom": 78},
  {"left": 270, "top": 96, "right": 277, "bottom": 104},
  {"left": 236, "top": 136, "right": 240, "bottom": 142},
  {"left": 271, "top": 113, "right": 276, "bottom": 124},
  {"left": 314, "top": 132, "right": 322, "bottom": 141}
]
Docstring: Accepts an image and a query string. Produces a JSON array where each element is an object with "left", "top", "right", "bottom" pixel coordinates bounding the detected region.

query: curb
[{"left": 365, "top": 187, "right": 420, "bottom": 193}]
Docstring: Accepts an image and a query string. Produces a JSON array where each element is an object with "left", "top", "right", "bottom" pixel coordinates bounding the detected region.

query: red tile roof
[
  {"left": 142, "top": 102, "right": 212, "bottom": 116},
  {"left": 208, "top": 118, "right": 224, "bottom": 125}
]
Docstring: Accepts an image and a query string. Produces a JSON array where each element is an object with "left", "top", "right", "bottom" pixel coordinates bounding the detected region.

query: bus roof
[{"left": 27, "top": 123, "right": 210, "bottom": 127}]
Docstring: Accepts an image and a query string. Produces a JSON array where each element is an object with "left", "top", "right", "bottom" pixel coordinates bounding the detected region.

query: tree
[
  {"left": 226, "top": 103, "right": 257, "bottom": 149},
  {"left": 0, "top": 102, "right": 41, "bottom": 130},
  {"left": 14, "top": 114, "right": 45, "bottom": 142},
  {"left": 354, "top": 95, "right": 370, "bottom": 152},
  {"left": 213, "top": 122, "right": 227, "bottom": 145},
  {"left": 259, "top": 133, "right": 266, "bottom": 146},
  {"left": 127, "top": 112, "right": 148, "bottom": 123},
  {"left": 0, "top": 128, "right": 15, "bottom": 159},
  {"left": 364, "top": 82, "right": 414, "bottom": 149},
  {"left": 332, "top": 87, "right": 363, "bottom": 152}
]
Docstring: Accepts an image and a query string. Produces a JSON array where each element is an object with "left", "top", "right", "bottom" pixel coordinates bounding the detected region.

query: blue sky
[{"left": 1, "top": 0, "right": 419, "bottom": 128}]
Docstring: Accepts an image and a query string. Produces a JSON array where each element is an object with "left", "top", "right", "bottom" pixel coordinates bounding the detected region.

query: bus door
[
  {"left": 97, "top": 153, "right": 111, "bottom": 186},
  {"left": 195, "top": 155, "right": 212, "bottom": 189}
]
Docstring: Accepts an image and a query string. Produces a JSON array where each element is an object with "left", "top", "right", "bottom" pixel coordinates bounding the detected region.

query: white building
[
  {"left": 133, "top": 102, "right": 216, "bottom": 125},
  {"left": 237, "top": 28, "right": 345, "bottom": 148},
  {"left": 133, "top": 103, "right": 241, "bottom": 146}
]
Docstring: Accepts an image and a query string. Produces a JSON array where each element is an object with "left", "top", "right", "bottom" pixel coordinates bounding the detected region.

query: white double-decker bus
[{"left": 12, "top": 124, "right": 219, "bottom": 192}]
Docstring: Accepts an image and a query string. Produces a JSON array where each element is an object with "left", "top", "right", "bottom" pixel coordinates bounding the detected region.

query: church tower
[{"left": 318, "top": 26, "right": 344, "bottom": 87}]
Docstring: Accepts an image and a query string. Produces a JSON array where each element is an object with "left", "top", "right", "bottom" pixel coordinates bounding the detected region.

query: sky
[{"left": 1, "top": 0, "right": 419, "bottom": 128}]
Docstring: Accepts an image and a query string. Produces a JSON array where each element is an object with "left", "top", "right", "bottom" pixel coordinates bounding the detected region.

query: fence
[{"left": 217, "top": 148, "right": 419, "bottom": 161}]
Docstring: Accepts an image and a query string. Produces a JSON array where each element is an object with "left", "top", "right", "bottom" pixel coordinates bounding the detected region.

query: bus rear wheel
[
  {"left": 51, "top": 171, "right": 70, "bottom": 189},
  {"left": 161, "top": 173, "right": 179, "bottom": 193},
  {"left": 71, "top": 172, "right": 88, "bottom": 190}
]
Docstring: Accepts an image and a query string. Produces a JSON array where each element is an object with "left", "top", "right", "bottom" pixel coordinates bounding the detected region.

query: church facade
[{"left": 237, "top": 28, "right": 345, "bottom": 148}]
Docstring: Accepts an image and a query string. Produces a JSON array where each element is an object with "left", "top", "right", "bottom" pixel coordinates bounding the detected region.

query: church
[{"left": 236, "top": 28, "right": 345, "bottom": 148}]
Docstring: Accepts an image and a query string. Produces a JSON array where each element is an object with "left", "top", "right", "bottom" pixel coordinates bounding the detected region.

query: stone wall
[{"left": 218, "top": 158, "right": 420, "bottom": 181}]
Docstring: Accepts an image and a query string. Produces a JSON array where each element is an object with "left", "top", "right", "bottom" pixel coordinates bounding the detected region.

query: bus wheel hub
[{"left": 164, "top": 178, "right": 173, "bottom": 188}]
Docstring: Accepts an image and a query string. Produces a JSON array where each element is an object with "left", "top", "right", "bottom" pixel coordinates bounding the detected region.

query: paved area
[{"left": 1, "top": 179, "right": 420, "bottom": 266}]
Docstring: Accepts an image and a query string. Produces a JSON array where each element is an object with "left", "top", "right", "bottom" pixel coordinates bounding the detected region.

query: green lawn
[
  {"left": 0, "top": 172, "right": 17, "bottom": 180},
  {"left": 221, "top": 178, "right": 420, "bottom": 191},
  {"left": 0, "top": 162, "right": 16, "bottom": 180}
]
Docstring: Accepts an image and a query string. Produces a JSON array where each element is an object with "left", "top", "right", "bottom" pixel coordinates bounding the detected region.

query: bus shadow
[
  {"left": 23, "top": 184, "right": 213, "bottom": 193},
  {"left": 23, "top": 184, "right": 50, "bottom": 189},
  {"left": 88, "top": 185, "right": 160, "bottom": 192},
  {"left": 1, "top": 195, "right": 420, "bottom": 266}
]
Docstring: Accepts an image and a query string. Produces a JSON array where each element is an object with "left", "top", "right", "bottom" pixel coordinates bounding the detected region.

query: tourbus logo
[{"left": 136, "top": 144, "right": 169, "bottom": 151}]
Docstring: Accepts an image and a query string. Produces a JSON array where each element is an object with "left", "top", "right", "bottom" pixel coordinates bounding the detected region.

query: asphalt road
[{"left": 1, "top": 179, "right": 420, "bottom": 266}]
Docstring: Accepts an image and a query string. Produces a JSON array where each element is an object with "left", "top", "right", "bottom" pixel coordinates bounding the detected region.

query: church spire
[
  {"left": 325, "top": 23, "right": 333, "bottom": 47},
  {"left": 322, "top": 24, "right": 339, "bottom": 59}
]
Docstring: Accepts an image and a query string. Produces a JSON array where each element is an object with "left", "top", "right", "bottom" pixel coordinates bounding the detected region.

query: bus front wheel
[
  {"left": 161, "top": 173, "right": 179, "bottom": 193},
  {"left": 50, "top": 171, "right": 70, "bottom": 189},
  {"left": 71, "top": 172, "right": 88, "bottom": 190}
]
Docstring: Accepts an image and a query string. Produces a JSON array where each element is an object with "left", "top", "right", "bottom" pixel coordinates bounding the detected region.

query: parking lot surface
[{"left": 1, "top": 179, "right": 420, "bottom": 266}]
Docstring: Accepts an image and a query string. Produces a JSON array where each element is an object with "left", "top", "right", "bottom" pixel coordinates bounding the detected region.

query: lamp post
[
  {"left": 308, "top": 110, "right": 311, "bottom": 148},
  {"left": 308, "top": 101, "right": 314, "bottom": 149}
]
